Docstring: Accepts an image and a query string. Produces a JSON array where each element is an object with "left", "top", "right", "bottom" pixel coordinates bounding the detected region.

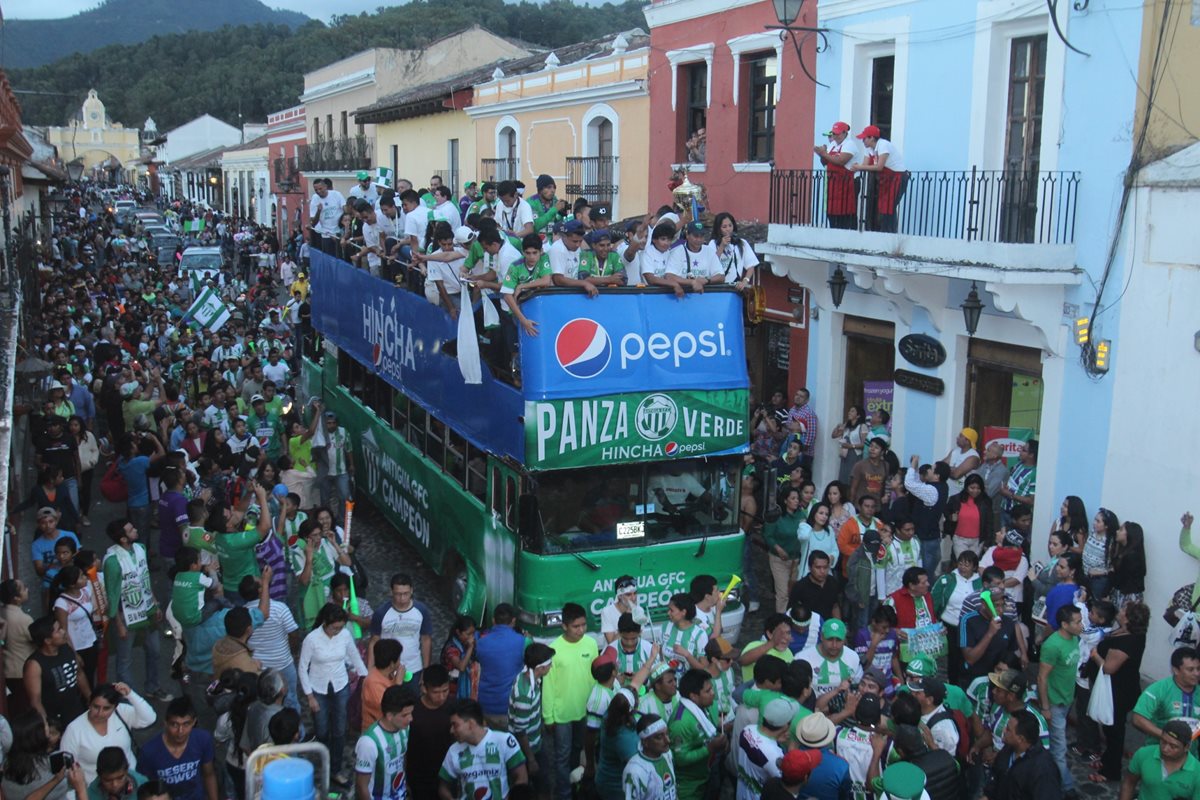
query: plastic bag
[
  {"left": 1088, "top": 671, "right": 1114, "bottom": 726},
  {"left": 1171, "top": 611, "right": 1200, "bottom": 650}
]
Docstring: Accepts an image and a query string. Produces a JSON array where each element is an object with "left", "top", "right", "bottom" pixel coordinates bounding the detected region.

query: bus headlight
[{"left": 543, "top": 610, "right": 563, "bottom": 628}]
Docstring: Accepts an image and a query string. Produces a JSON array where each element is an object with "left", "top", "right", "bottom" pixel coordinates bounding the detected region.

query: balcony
[
  {"left": 273, "top": 156, "right": 300, "bottom": 192},
  {"left": 765, "top": 167, "right": 1080, "bottom": 280},
  {"left": 565, "top": 156, "right": 618, "bottom": 202},
  {"left": 480, "top": 158, "right": 519, "bottom": 183},
  {"left": 298, "top": 136, "right": 373, "bottom": 174}
]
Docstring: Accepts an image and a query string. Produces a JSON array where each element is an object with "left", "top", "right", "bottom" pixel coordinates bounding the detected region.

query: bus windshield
[
  {"left": 180, "top": 253, "right": 221, "bottom": 271},
  {"left": 526, "top": 457, "right": 742, "bottom": 554}
]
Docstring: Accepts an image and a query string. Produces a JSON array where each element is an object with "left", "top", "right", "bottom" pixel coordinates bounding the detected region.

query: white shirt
[
  {"left": 823, "top": 136, "right": 861, "bottom": 168},
  {"left": 53, "top": 586, "right": 97, "bottom": 651},
  {"left": 921, "top": 705, "right": 960, "bottom": 756},
  {"left": 298, "top": 626, "right": 366, "bottom": 695},
  {"left": 248, "top": 599, "right": 299, "bottom": 671},
  {"left": 548, "top": 238, "right": 584, "bottom": 278},
  {"left": 471, "top": 241, "right": 521, "bottom": 283},
  {"left": 309, "top": 191, "right": 346, "bottom": 236},
  {"left": 634, "top": 244, "right": 678, "bottom": 283},
  {"left": 360, "top": 217, "right": 385, "bottom": 271},
  {"left": 377, "top": 209, "right": 404, "bottom": 240},
  {"left": 600, "top": 598, "right": 648, "bottom": 635},
  {"left": 498, "top": 198, "right": 533, "bottom": 236},
  {"left": 263, "top": 361, "right": 291, "bottom": 386},
  {"left": 434, "top": 200, "right": 462, "bottom": 230},
  {"left": 428, "top": 253, "right": 466, "bottom": 295},
  {"left": 61, "top": 689, "right": 157, "bottom": 784},
  {"left": 704, "top": 239, "right": 760, "bottom": 282},
  {"left": 403, "top": 205, "right": 431, "bottom": 250},
  {"left": 349, "top": 183, "right": 379, "bottom": 206},
  {"left": 736, "top": 724, "right": 784, "bottom": 800},
  {"left": 870, "top": 138, "right": 905, "bottom": 171},
  {"left": 666, "top": 244, "right": 722, "bottom": 280}
]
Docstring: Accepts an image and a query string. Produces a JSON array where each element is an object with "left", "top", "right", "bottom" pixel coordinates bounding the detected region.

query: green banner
[{"left": 524, "top": 389, "right": 748, "bottom": 470}]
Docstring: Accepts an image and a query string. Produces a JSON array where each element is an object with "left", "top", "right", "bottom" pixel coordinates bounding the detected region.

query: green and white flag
[
  {"left": 184, "top": 286, "right": 231, "bottom": 332},
  {"left": 183, "top": 218, "right": 206, "bottom": 233},
  {"left": 189, "top": 271, "right": 205, "bottom": 296},
  {"left": 375, "top": 166, "right": 394, "bottom": 189}
]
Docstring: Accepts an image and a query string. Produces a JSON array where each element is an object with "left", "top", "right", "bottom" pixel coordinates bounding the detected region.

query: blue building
[{"left": 762, "top": 0, "right": 1196, "bottom": 678}]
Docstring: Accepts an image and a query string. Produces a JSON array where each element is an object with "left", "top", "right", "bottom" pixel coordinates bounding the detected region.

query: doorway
[
  {"left": 842, "top": 316, "right": 895, "bottom": 420},
  {"left": 964, "top": 339, "right": 1043, "bottom": 434}
]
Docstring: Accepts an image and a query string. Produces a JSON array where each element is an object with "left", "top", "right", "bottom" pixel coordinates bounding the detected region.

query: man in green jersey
[
  {"left": 1120, "top": 719, "right": 1200, "bottom": 800},
  {"left": 669, "top": 668, "right": 726, "bottom": 800},
  {"left": 467, "top": 182, "right": 499, "bottom": 219},
  {"left": 355, "top": 685, "right": 416, "bottom": 800},
  {"left": 247, "top": 394, "right": 283, "bottom": 461},
  {"left": 578, "top": 230, "right": 627, "bottom": 286},
  {"left": 438, "top": 699, "right": 528, "bottom": 800},
  {"left": 1133, "top": 645, "right": 1200, "bottom": 742},
  {"left": 624, "top": 714, "right": 678, "bottom": 800},
  {"left": 500, "top": 234, "right": 554, "bottom": 338},
  {"left": 528, "top": 174, "right": 569, "bottom": 235},
  {"left": 970, "top": 669, "right": 1048, "bottom": 763},
  {"left": 1038, "top": 604, "right": 1082, "bottom": 795},
  {"left": 509, "top": 641, "right": 555, "bottom": 790}
]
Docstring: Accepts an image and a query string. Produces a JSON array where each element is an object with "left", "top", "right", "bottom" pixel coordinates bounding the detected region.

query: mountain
[
  {"left": 2, "top": 0, "right": 309, "bottom": 69},
  {"left": 9, "top": 0, "right": 649, "bottom": 131}
]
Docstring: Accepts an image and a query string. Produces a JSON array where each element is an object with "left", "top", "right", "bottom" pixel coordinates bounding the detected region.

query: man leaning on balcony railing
[
  {"left": 849, "top": 125, "right": 908, "bottom": 233},
  {"left": 813, "top": 121, "right": 860, "bottom": 230},
  {"left": 307, "top": 178, "right": 347, "bottom": 256}
]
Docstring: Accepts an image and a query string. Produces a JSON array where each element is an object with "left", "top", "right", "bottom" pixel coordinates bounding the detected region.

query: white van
[{"left": 178, "top": 246, "right": 224, "bottom": 291}]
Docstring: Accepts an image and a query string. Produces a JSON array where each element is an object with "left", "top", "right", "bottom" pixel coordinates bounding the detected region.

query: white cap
[{"left": 453, "top": 226, "right": 477, "bottom": 245}]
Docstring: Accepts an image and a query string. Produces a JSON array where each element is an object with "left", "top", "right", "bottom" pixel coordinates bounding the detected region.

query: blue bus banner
[
  {"left": 308, "top": 251, "right": 524, "bottom": 461},
  {"left": 518, "top": 290, "right": 750, "bottom": 401}
]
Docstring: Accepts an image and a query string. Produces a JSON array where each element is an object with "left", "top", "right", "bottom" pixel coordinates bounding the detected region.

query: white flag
[
  {"left": 185, "top": 286, "right": 231, "bottom": 333},
  {"left": 456, "top": 283, "right": 482, "bottom": 385}
]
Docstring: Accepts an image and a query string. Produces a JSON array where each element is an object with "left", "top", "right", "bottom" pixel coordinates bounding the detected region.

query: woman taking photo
[
  {"left": 763, "top": 487, "right": 804, "bottom": 613},
  {"left": 1083, "top": 508, "right": 1119, "bottom": 600},
  {"left": 943, "top": 474, "right": 992, "bottom": 558},
  {"left": 1109, "top": 521, "right": 1146, "bottom": 609},
  {"left": 1087, "top": 600, "right": 1149, "bottom": 784},
  {"left": 51, "top": 566, "right": 99, "bottom": 687},
  {"left": 831, "top": 405, "right": 868, "bottom": 485},
  {"left": 298, "top": 603, "right": 366, "bottom": 787},
  {"left": 1, "top": 711, "right": 88, "bottom": 800}
]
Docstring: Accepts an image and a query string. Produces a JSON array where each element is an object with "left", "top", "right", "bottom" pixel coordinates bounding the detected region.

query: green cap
[
  {"left": 821, "top": 618, "right": 847, "bottom": 640},
  {"left": 356, "top": 170, "right": 370, "bottom": 181},
  {"left": 905, "top": 654, "right": 937, "bottom": 678},
  {"left": 881, "top": 762, "right": 926, "bottom": 800}
]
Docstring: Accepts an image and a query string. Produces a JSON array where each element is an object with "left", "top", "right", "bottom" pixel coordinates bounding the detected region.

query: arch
[
  {"left": 493, "top": 115, "right": 521, "bottom": 180},
  {"left": 581, "top": 103, "right": 621, "bottom": 217}
]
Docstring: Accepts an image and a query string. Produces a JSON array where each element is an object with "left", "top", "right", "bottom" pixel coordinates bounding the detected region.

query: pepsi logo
[
  {"left": 372, "top": 341, "right": 383, "bottom": 367},
  {"left": 664, "top": 442, "right": 679, "bottom": 456},
  {"left": 555, "top": 318, "right": 612, "bottom": 379}
]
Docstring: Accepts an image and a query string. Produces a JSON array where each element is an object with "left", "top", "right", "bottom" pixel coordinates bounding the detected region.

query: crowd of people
[{"left": 0, "top": 176, "right": 1191, "bottom": 800}]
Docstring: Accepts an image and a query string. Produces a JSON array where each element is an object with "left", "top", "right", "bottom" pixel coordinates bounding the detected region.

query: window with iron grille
[
  {"left": 686, "top": 63, "right": 708, "bottom": 141},
  {"left": 747, "top": 54, "right": 777, "bottom": 162}
]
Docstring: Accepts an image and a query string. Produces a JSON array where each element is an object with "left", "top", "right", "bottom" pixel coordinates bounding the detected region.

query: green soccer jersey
[
  {"left": 1127, "top": 744, "right": 1200, "bottom": 800},
  {"left": 1040, "top": 631, "right": 1080, "bottom": 706},
  {"left": 171, "top": 571, "right": 208, "bottom": 628},
  {"left": 579, "top": 250, "right": 625, "bottom": 279},
  {"left": 986, "top": 701, "right": 1048, "bottom": 752},
  {"left": 214, "top": 528, "right": 261, "bottom": 593},
  {"left": 500, "top": 255, "right": 552, "bottom": 299},
  {"left": 1133, "top": 676, "right": 1200, "bottom": 730},
  {"left": 508, "top": 668, "right": 544, "bottom": 751}
]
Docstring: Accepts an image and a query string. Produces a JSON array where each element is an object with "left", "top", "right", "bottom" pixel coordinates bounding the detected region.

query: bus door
[{"left": 480, "top": 457, "right": 521, "bottom": 624}]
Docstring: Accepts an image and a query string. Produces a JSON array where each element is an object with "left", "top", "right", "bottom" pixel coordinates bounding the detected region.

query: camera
[{"left": 49, "top": 751, "right": 74, "bottom": 773}]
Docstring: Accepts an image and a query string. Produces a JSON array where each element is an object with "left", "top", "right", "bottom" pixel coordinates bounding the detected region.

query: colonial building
[{"left": 44, "top": 90, "right": 140, "bottom": 184}]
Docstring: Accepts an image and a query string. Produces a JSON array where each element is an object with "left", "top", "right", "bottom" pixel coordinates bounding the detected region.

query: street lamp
[
  {"left": 766, "top": 0, "right": 829, "bottom": 86},
  {"left": 962, "top": 281, "right": 984, "bottom": 336},
  {"left": 66, "top": 160, "right": 84, "bottom": 182},
  {"left": 828, "top": 265, "right": 848, "bottom": 308}
]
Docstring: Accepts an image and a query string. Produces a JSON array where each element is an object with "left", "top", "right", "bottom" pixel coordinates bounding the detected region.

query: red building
[
  {"left": 644, "top": 0, "right": 817, "bottom": 222},
  {"left": 645, "top": 0, "right": 818, "bottom": 396},
  {"left": 266, "top": 105, "right": 307, "bottom": 246}
]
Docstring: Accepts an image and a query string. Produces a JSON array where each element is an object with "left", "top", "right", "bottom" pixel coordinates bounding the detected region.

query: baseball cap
[
  {"left": 561, "top": 219, "right": 585, "bottom": 236},
  {"left": 463, "top": 180, "right": 477, "bottom": 190},
  {"left": 1002, "top": 528, "right": 1025, "bottom": 548},
  {"left": 684, "top": 221, "right": 705, "bottom": 236},
  {"left": 1162, "top": 719, "right": 1194, "bottom": 745},
  {"left": 657, "top": 212, "right": 681, "bottom": 229},
  {"left": 356, "top": 170, "right": 370, "bottom": 181},
  {"left": 584, "top": 229, "right": 612, "bottom": 246},
  {"left": 47, "top": 380, "right": 66, "bottom": 391},
  {"left": 855, "top": 693, "right": 882, "bottom": 727},
  {"left": 821, "top": 618, "right": 847, "bottom": 640},
  {"left": 906, "top": 654, "right": 937, "bottom": 679},
  {"left": 780, "top": 749, "right": 822, "bottom": 783},
  {"left": 988, "top": 668, "right": 1028, "bottom": 695},
  {"left": 881, "top": 762, "right": 927, "bottom": 800},
  {"left": 961, "top": 427, "right": 979, "bottom": 448},
  {"left": 824, "top": 121, "right": 851, "bottom": 136},
  {"left": 763, "top": 698, "right": 795, "bottom": 728},
  {"left": 860, "top": 666, "right": 887, "bottom": 689},
  {"left": 589, "top": 204, "right": 611, "bottom": 221},
  {"left": 592, "top": 648, "right": 618, "bottom": 671},
  {"left": 453, "top": 226, "right": 477, "bottom": 245},
  {"left": 856, "top": 124, "right": 882, "bottom": 139},
  {"left": 250, "top": 394, "right": 265, "bottom": 404},
  {"left": 36, "top": 507, "right": 61, "bottom": 519}
]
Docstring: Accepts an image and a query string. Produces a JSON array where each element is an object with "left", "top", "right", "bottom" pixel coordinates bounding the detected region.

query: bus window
[
  {"left": 445, "top": 429, "right": 466, "bottom": 487},
  {"left": 408, "top": 403, "right": 427, "bottom": 453},
  {"left": 527, "top": 457, "right": 741, "bottom": 554},
  {"left": 427, "top": 415, "right": 445, "bottom": 470},
  {"left": 392, "top": 393, "right": 409, "bottom": 433},
  {"left": 466, "top": 446, "right": 486, "bottom": 502},
  {"left": 491, "top": 466, "right": 503, "bottom": 515}
]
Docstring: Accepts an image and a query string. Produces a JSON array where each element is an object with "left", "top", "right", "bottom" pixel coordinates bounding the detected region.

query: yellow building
[
  {"left": 1135, "top": 0, "right": 1200, "bottom": 160},
  {"left": 466, "top": 32, "right": 650, "bottom": 220},
  {"left": 45, "top": 90, "right": 141, "bottom": 183}
]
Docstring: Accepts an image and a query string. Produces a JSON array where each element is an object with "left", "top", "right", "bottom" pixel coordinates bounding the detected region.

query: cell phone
[{"left": 49, "top": 751, "right": 74, "bottom": 773}]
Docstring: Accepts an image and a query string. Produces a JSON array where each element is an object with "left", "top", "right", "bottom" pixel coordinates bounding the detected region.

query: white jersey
[
  {"left": 833, "top": 725, "right": 877, "bottom": 800},
  {"left": 666, "top": 244, "right": 722, "bottom": 280},
  {"left": 623, "top": 750, "right": 678, "bottom": 800},
  {"left": 735, "top": 724, "right": 784, "bottom": 800},
  {"left": 800, "top": 646, "right": 862, "bottom": 701}
]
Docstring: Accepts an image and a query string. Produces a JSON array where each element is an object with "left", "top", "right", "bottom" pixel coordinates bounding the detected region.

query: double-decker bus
[{"left": 302, "top": 250, "right": 751, "bottom": 639}]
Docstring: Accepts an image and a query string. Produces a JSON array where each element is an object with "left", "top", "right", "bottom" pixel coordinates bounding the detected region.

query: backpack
[{"left": 927, "top": 706, "right": 972, "bottom": 764}]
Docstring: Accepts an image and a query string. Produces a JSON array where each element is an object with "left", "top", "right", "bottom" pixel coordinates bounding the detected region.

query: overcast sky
[{"left": 3, "top": 0, "right": 386, "bottom": 22}]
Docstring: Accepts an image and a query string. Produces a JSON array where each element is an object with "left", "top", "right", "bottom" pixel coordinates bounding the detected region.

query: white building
[
  {"left": 159, "top": 114, "right": 241, "bottom": 165},
  {"left": 221, "top": 135, "right": 271, "bottom": 226}
]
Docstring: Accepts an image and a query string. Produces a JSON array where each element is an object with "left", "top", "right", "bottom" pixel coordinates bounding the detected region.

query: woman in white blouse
[
  {"left": 51, "top": 565, "right": 98, "bottom": 687},
  {"left": 297, "top": 603, "right": 366, "bottom": 784},
  {"left": 60, "top": 682, "right": 156, "bottom": 784}
]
